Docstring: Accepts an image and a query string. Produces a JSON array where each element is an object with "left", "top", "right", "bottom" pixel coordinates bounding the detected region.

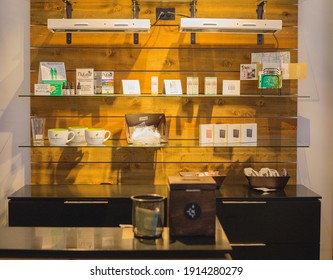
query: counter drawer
[
  {"left": 229, "top": 242, "right": 320, "bottom": 260},
  {"left": 8, "top": 199, "right": 132, "bottom": 227},
  {"left": 217, "top": 199, "right": 320, "bottom": 244}
]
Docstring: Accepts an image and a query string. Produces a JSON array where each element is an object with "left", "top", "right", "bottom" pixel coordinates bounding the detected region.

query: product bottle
[
  {"left": 62, "top": 82, "right": 66, "bottom": 95},
  {"left": 65, "top": 82, "right": 70, "bottom": 96},
  {"left": 76, "top": 82, "right": 81, "bottom": 95},
  {"left": 70, "top": 82, "right": 75, "bottom": 95}
]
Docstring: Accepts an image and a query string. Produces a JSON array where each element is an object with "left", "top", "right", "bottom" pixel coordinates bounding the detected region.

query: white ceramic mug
[
  {"left": 85, "top": 128, "right": 111, "bottom": 145},
  {"left": 68, "top": 126, "right": 88, "bottom": 143},
  {"left": 48, "top": 128, "right": 76, "bottom": 145}
]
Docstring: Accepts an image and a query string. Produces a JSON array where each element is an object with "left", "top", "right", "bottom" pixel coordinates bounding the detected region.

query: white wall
[
  {"left": 0, "top": 0, "right": 30, "bottom": 226},
  {"left": 298, "top": 0, "right": 333, "bottom": 259}
]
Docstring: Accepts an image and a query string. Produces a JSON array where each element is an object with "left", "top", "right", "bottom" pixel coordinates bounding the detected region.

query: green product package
[
  {"left": 258, "top": 68, "right": 282, "bottom": 89},
  {"left": 42, "top": 80, "right": 66, "bottom": 96}
]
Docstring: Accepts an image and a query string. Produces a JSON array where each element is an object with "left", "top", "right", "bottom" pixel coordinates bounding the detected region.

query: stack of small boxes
[{"left": 199, "top": 123, "right": 257, "bottom": 145}]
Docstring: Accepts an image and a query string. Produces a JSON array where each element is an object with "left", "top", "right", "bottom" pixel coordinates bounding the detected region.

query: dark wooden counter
[
  {"left": 7, "top": 184, "right": 321, "bottom": 259},
  {"left": 8, "top": 184, "right": 321, "bottom": 200},
  {"left": 0, "top": 220, "right": 232, "bottom": 259},
  {"left": 8, "top": 184, "right": 321, "bottom": 228}
]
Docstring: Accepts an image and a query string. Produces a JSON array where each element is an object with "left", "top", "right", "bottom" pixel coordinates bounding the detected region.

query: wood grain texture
[
  {"left": 29, "top": 0, "right": 299, "bottom": 187},
  {"left": 31, "top": 162, "right": 297, "bottom": 185}
]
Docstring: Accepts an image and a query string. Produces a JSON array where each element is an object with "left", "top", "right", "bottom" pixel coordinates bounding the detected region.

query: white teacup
[
  {"left": 69, "top": 126, "right": 88, "bottom": 144},
  {"left": 85, "top": 128, "right": 111, "bottom": 145},
  {"left": 48, "top": 128, "right": 76, "bottom": 145}
]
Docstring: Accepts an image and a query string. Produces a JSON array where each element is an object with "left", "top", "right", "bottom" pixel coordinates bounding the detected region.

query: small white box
[
  {"left": 241, "top": 123, "right": 257, "bottom": 143},
  {"left": 76, "top": 68, "right": 94, "bottom": 95},
  {"left": 227, "top": 124, "right": 241, "bottom": 143},
  {"left": 151, "top": 76, "right": 159, "bottom": 95},
  {"left": 187, "top": 77, "right": 199, "bottom": 95},
  {"left": 223, "top": 80, "right": 240, "bottom": 96},
  {"left": 199, "top": 124, "right": 214, "bottom": 144},
  {"left": 34, "top": 84, "right": 50, "bottom": 95},
  {"left": 213, "top": 124, "right": 228, "bottom": 144},
  {"left": 205, "top": 77, "right": 217, "bottom": 95}
]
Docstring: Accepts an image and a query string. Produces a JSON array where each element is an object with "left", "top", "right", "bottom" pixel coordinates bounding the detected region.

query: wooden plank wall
[{"left": 30, "top": 0, "right": 298, "bottom": 186}]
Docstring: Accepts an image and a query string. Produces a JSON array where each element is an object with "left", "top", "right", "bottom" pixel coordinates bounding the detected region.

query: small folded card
[
  {"left": 122, "top": 80, "right": 141, "bottom": 95},
  {"left": 164, "top": 80, "right": 182, "bottom": 95}
]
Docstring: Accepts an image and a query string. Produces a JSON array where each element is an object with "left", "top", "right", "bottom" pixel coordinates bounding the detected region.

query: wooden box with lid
[{"left": 168, "top": 176, "right": 216, "bottom": 237}]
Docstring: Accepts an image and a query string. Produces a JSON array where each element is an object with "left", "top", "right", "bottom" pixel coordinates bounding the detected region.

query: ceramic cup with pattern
[
  {"left": 48, "top": 128, "right": 76, "bottom": 145},
  {"left": 85, "top": 128, "right": 111, "bottom": 145},
  {"left": 68, "top": 126, "right": 88, "bottom": 144}
]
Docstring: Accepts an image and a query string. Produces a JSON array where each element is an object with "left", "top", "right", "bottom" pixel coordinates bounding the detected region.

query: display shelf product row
[
  {"left": 20, "top": 93, "right": 310, "bottom": 98},
  {"left": 19, "top": 139, "right": 309, "bottom": 148}
]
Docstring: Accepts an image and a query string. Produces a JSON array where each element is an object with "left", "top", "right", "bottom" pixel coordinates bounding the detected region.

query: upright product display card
[
  {"left": 122, "top": 80, "right": 141, "bottom": 95},
  {"left": 163, "top": 80, "right": 182, "bottom": 95},
  {"left": 240, "top": 64, "right": 257, "bottom": 80},
  {"left": 76, "top": 68, "right": 95, "bottom": 95},
  {"left": 38, "top": 62, "right": 67, "bottom": 96}
]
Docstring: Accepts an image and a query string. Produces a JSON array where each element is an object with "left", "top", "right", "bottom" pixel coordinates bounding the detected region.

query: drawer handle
[
  {"left": 64, "top": 201, "right": 109, "bottom": 204},
  {"left": 230, "top": 243, "right": 267, "bottom": 247},
  {"left": 222, "top": 201, "right": 267, "bottom": 204}
]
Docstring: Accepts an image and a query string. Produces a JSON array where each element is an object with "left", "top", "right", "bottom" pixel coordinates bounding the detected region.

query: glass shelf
[
  {"left": 20, "top": 93, "right": 310, "bottom": 98},
  {"left": 19, "top": 139, "right": 309, "bottom": 148}
]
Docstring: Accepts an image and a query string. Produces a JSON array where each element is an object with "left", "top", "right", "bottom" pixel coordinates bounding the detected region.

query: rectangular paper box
[
  {"left": 101, "top": 71, "right": 114, "bottom": 94},
  {"left": 34, "top": 84, "right": 51, "bottom": 96},
  {"left": 241, "top": 123, "right": 257, "bottom": 143},
  {"left": 76, "top": 68, "right": 95, "bottom": 95},
  {"left": 151, "top": 76, "right": 159, "bottom": 95},
  {"left": 125, "top": 113, "right": 168, "bottom": 144},
  {"left": 227, "top": 124, "right": 241, "bottom": 143},
  {"left": 213, "top": 124, "right": 228, "bottom": 144},
  {"left": 38, "top": 62, "right": 67, "bottom": 96},
  {"left": 199, "top": 124, "right": 214, "bottom": 144},
  {"left": 204, "top": 77, "right": 217, "bottom": 95},
  {"left": 94, "top": 71, "right": 102, "bottom": 94},
  {"left": 187, "top": 77, "right": 199, "bottom": 95},
  {"left": 223, "top": 80, "right": 240, "bottom": 96}
]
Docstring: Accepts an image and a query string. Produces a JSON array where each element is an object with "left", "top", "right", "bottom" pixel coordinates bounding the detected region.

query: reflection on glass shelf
[
  {"left": 19, "top": 94, "right": 311, "bottom": 98},
  {"left": 19, "top": 139, "right": 309, "bottom": 148}
]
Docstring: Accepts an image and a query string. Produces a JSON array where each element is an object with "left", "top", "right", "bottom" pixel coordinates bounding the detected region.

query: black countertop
[
  {"left": 8, "top": 184, "right": 321, "bottom": 201},
  {"left": 0, "top": 220, "right": 232, "bottom": 259}
]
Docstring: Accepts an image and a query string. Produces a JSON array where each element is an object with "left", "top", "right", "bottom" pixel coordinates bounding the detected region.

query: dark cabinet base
[
  {"left": 230, "top": 243, "right": 320, "bottom": 260},
  {"left": 8, "top": 184, "right": 321, "bottom": 260},
  {"left": 216, "top": 194, "right": 321, "bottom": 260},
  {"left": 9, "top": 199, "right": 132, "bottom": 227}
]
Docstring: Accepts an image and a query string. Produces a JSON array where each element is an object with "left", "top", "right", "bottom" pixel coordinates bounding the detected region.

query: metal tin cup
[{"left": 130, "top": 194, "right": 166, "bottom": 239}]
